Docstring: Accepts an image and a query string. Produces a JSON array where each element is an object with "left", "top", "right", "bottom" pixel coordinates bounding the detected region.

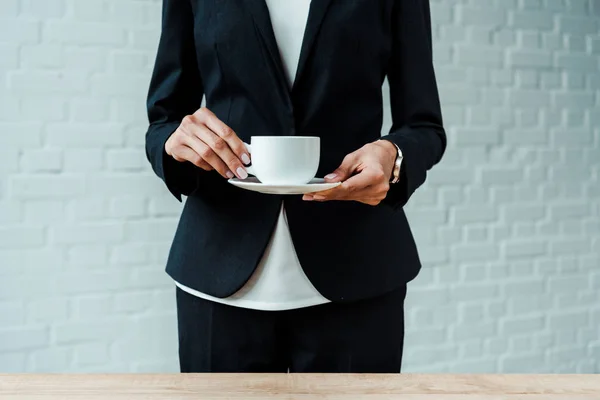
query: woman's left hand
[{"left": 303, "top": 140, "right": 398, "bottom": 206}]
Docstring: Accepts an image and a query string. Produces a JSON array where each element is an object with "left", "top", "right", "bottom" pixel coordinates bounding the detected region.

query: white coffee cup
[{"left": 244, "top": 136, "right": 320, "bottom": 185}]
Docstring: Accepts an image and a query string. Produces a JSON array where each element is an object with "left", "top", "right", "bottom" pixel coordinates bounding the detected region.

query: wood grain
[{"left": 0, "top": 374, "right": 599, "bottom": 399}]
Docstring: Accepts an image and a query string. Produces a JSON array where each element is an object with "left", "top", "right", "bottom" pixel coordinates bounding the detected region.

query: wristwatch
[{"left": 386, "top": 141, "right": 403, "bottom": 184}]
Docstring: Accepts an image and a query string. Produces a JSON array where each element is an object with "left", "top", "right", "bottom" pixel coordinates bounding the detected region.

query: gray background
[{"left": 0, "top": 0, "right": 599, "bottom": 373}]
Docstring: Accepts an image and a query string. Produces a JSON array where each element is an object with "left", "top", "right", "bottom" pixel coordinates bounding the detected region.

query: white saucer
[{"left": 228, "top": 177, "right": 341, "bottom": 195}]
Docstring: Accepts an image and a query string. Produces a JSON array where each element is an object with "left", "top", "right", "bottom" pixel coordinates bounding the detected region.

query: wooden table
[{"left": 1, "top": 374, "right": 599, "bottom": 399}]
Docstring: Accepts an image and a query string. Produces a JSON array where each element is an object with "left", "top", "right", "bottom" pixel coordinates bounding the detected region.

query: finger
[
  {"left": 324, "top": 152, "right": 359, "bottom": 182},
  {"left": 195, "top": 108, "right": 251, "bottom": 165},
  {"left": 197, "top": 126, "right": 247, "bottom": 179},
  {"left": 172, "top": 145, "right": 213, "bottom": 171},
  {"left": 183, "top": 120, "right": 246, "bottom": 179},
  {"left": 184, "top": 135, "right": 234, "bottom": 179}
]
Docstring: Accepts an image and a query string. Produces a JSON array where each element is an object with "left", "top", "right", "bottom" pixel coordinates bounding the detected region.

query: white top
[{"left": 175, "top": 0, "right": 330, "bottom": 311}]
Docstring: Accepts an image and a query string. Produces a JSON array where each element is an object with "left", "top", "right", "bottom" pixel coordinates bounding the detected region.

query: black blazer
[{"left": 145, "top": 0, "right": 446, "bottom": 302}]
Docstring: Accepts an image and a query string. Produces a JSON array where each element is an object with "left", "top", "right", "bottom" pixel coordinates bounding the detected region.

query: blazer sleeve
[
  {"left": 145, "top": 0, "right": 203, "bottom": 202},
  {"left": 380, "top": 0, "right": 447, "bottom": 210}
]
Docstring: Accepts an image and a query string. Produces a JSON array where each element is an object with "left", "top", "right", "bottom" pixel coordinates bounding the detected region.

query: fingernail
[
  {"left": 313, "top": 195, "right": 325, "bottom": 200},
  {"left": 226, "top": 171, "right": 234, "bottom": 179},
  {"left": 303, "top": 195, "right": 314, "bottom": 201},
  {"left": 237, "top": 167, "right": 248, "bottom": 180},
  {"left": 241, "top": 153, "right": 251, "bottom": 165},
  {"left": 325, "top": 173, "right": 337, "bottom": 180}
]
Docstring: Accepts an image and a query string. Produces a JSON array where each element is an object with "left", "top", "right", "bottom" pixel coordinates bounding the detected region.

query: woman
[{"left": 145, "top": 0, "right": 446, "bottom": 373}]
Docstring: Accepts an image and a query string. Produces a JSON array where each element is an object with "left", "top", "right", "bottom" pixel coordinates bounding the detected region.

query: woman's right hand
[{"left": 165, "top": 107, "right": 251, "bottom": 179}]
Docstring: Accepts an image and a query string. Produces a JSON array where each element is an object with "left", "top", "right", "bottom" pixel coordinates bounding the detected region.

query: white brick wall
[{"left": 0, "top": 0, "right": 598, "bottom": 373}]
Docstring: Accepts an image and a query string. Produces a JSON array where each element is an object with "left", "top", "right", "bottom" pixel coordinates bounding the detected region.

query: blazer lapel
[
  {"left": 293, "top": 0, "right": 333, "bottom": 89},
  {"left": 243, "top": 0, "right": 289, "bottom": 93}
]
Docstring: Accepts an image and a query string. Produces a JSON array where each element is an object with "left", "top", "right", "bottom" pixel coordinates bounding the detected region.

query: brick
[
  {"left": 558, "top": 15, "right": 598, "bottom": 35},
  {"left": 452, "top": 284, "right": 498, "bottom": 301},
  {"left": 51, "top": 223, "right": 124, "bottom": 244},
  {"left": 501, "top": 354, "right": 545, "bottom": 373},
  {"left": 68, "top": 244, "right": 108, "bottom": 267},
  {"left": 0, "top": 18, "right": 39, "bottom": 44},
  {"left": 549, "top": 311, "right": 588, "bottom": 330},
  {"left": 64, "top": 47, "right": 108, "bottom": 72},
  {"left": 503, "top": 240, "right": 547, "bottom": 258},
  {"left": 0, "top": 123, "right": 43, "bottom": 146},
  {"left": 44, "top": 22, "right": 126, "bottom": 46},
  {"left": 457, "top": 46, "right": 504, "bottom": 68},
  {"left": 148, "top": 196, "right": 182, "bottom": 217},
  {"left": 0, "top": 327, "right": 48, "bottom": 352},
  {"left": 515, "top": 69, "right": 539, "bottom": 88},
  {"left": 46, "top": 123, "right": 124, "bottom": 147},
  {"left": 508, "top": 50, "right": 553, "bottom": 68},
  {"left": 453, "top": 206, "right": 497, "bottom": 223},
  {"left": 541, "top": 33, "right": 564, "bottom": 51},
  {"left": 0, "top": 44, "right": 18, "bottom": 68},
  {"left": 20, "top": 0, "right": 65, "bottom": 18},
  {"left": 74, "top": 343, "right": 109, "bottom": 366},
  {"left": 0, "top": 227, "right": 45, "bottom": 249},
  {"left": 72, "top": 295, "right": 113, "bottom": 318},
  {"left": 115, "top": 292, "right": 152, "bottom": 313},
  {"left": 503, "top": 205, "right": 546, "bottom": 222},
  {"left": 68, "top": 198, "right": 108, "bottom": 221},
  {"left": 493, "top": 29, "right": 516, "bottom": 47},
  {"left": 20, "top": 45, "right": 63, "bottom": 69},
  {"left": 0, "top": 301, "right": 25, "bottom": 326},
  {"left": 549, "top": 275, "right": 589, "bottom": 294},
  {"left": 72, "top": 0, "right": 109, "bottom": 21},
  {"left": 9, "top": 71, "right": 87, "bottom": 95},
  {"left": 464, "top": 226, "right": 488, "bottom": 244},
  {"left": 0, "top": 95, "right": 20, "bottom": 121},
  {"left": 21, "top": 97, "right": 66, "bottom": 122},
  {"left": 70, "top": 99, "right": 110, "bottom": 123},
  {"left": 451, "top": 244, "right": 498, "bottom": 263},
  {"left": 551, "top": 202, "right": 589, "bottom": 219},
  {"left": 501, "top": 316, "right": 545, "bottom": 335},
  {"left": 112, "top": 99, "right": 148, "bottom": 124},
  {"left": 31, "top": 347, "right": 70, "bottom": 372},
  {"left": 556, "top": 54, "right": 599, "bottom": 72},
  {"left": 91, "top": 74, "right": 150, "bottom": 97},
  {"left": 517, "top": 31, "right": 541, "bottom": 49},
  {"left": 131, "top": 28, "right": 161, "bottom": 50},
  {"left": 58, "top": 269, "right": 130, "bottom": 295},
  {"left": 27, "top": 298, "right": 69, "bottom": 323},
  {"left": 0, "top": 0, "right": 18, "bottom": 16},
  {"left": 24, "top": 200, "right": 65, "bottom": 224},
  {"left": 87, "top": 174, "right": 163, "bottom": 196},
  {"left": 112, "top": 51, "right": 149, "bottom": 72},
  {"left": 21, "top": 149, "right": 62, "bottom": 172},
  {"left": 453, "top": 322, "right": 496, "bottom": 341},
  {"left": 107, "top": 149, "right": 145, "bottom": 171},
  {"left": 10, "top": 175, "right": 84, "bottom": 199},
  {"left": 508, "top": 89, "right": 550, "bottom": 107},
  {"left": 455, "top": 128, "right": 500, "bottom": 145},
  {"left": 480, "top": 168, "right": 523, "bottom": 185},
  {"left": 54, "top": 319, "right": 127, "bottom": 344},
  {"left": 510, "top": 11, "right": 555, "bottom": 30},
  {"left": 110, "top": 196, "right": 146, "bottom": 219},
  {"left": 551, "top": 239, "right": 591, "bottom": 255},
  {"left": 458, "top": 5, "right": 507, "bottom": 26},
  {"left": 63, "top": 149, "right": 104, "bottom": 172},
  {"left": 110, "top": 2, "right": 147, "bottom": 27},
  {"left": 541, "top": 71, "right": 562, "bottom": 89},
  {"left": 111, "top": 243, "right": 150, "bottom": 265},
  {"left": 0, "top": 201, "right": 21, "bottom": 224},
  {"left": 504, "top": 279, "right": 545, "bottom": 296},
  {"left": 0, "top": 352, "right": 27, "bottom": 372}
]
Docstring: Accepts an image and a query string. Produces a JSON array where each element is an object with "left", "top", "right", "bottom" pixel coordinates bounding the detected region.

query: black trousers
[{"left": 176, "top": 284, "right": 407, "bottom": 373}]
